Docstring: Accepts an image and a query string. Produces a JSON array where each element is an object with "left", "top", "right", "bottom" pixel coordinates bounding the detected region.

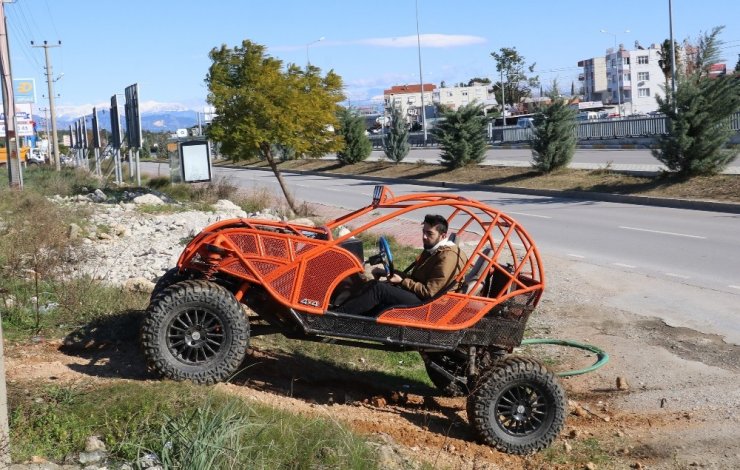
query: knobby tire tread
[{"left": 141, "top": 280, "right": 249, "bottom": 385}]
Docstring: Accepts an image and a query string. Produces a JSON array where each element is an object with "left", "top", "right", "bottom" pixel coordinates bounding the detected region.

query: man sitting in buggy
[{"left": 335, "top": 214, "right": 468, "bottom": 316}]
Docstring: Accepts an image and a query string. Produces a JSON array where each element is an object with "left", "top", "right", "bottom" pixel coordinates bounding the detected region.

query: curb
[{"left": 220, "top": 165, "right": 740, "bottom": 215}]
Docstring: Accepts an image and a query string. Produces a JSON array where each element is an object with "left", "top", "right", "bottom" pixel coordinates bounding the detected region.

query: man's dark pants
[{"left": 335, "top": 280, "right": 422, "bottom": 316}]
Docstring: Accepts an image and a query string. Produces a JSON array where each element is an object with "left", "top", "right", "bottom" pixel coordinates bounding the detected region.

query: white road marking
[
  {"left": 613, "top": 263, "right": 636, "bottom": 268},
  {"left": 509, "top": 211, "right": 552, "bottom": 219},
  {"left": 618, "top": 226, "right": 706, "bottom": 239},
  {"left": 665, "top": 273, "right": 690, "bottom": 279},
  {"left": 567, "top": 253, "right": 585, "bottom": 259},
  {"left": 727, "top": 285, "right": 740, "bottom": 290}
]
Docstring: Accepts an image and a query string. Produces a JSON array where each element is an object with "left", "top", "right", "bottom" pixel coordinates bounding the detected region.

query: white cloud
[{"left": 358, "top": 34, "right": 486, "bottom": 48}]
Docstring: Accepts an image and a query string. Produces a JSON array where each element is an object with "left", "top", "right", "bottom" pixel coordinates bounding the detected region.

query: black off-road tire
[
  {"left": 422, "top": 351, "right": 468, "bottom": 397},
  {"left": 141, "top": 280, "right": 249, "bottom": 385},
  {"left": 467, "top": 356, "right": 566, "bottom": 455},
  {"left": 150, "top": 267, "right": 190, "bottom": 302}
]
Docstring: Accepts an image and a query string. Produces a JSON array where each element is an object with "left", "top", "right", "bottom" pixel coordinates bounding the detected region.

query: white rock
[
  {"left": 85, "top": 435, "right": 107, "bottom": 452},
  {"left": 212, "top": 199, "right": 241, "bottom": 212},
  {"left": 90, "top": 189, "right": 107, "bottom": 203},
  {"left": 133, "top": 194, "right": 165, "bottom": 205},
  {"left": 123, "top": 277, "right": 155, "bottom": 293},
  {"left": 287, "top": 217, "right": 316, "bottom": 227}
]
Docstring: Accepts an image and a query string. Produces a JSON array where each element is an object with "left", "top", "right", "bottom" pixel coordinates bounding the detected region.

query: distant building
[
  {"left": 433, "top": 84, "right": 497, "bottom": 113},
  {"left": 383, "top": 84, "right": 436, "bottom": 126},
  {"left": 579, "top": 43, "right": 666, "bottom": 115}
]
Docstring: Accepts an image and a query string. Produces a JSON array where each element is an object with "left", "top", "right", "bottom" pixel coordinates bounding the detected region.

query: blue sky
[{"left": 6, "top": 0, "right": 739, "bottom": 118}]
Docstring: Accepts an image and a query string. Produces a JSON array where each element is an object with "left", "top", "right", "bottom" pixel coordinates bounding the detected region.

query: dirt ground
[{"left": 5, "top": 249, "right": 738, "bottom": 470}]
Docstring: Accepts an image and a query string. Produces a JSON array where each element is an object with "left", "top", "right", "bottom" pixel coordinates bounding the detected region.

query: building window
[
  {"left": 637, "top": 56, "right": 649, "bottom": 65},
  {"left": 623, "top": 73, "right": 631, "bottom": 83},
  {"left": 637, "top": 71, "right": 650, "bottom": 81},
  {"left": 638, "top": 88, "right": 650, "bottom": 97},
  {"left": 447, "top": 91, "right": 453, "bottom": 97},
  {"left": 623, "top": 57, "right": 630, "bottom": 65}
]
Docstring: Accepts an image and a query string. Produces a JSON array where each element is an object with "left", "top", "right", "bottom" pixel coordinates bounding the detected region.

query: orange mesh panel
[
  {"left": 380, "top": 297, "right": 462, "bottom": 323},
  {"left": 262, "top": 236, "right": 290, "bottom": 259},
  {"left": 250, "top": 260, "right": 281, "bottom": 276},
  {"left": 270, "top": 267, "right": 297, "bottom": 299},
  {"left": 449, "top": 299, "right": 490, "bottom": 325},
  {"left": 299, "top": 250, "right": 357, "bottom": 306},
  {"left": 228, "top": 233, "right": 258, "bottom": 254},
  {"left": 293, "top": 240, "right": 318, "bottom": 256},
  {"left": 220, "top": 260, "right": 255, "bottom": 279}
]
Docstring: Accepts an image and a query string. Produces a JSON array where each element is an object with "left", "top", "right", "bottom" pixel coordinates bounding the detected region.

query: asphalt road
[{"left": 141, "top": 161, "right": 740, "bottom": 343}]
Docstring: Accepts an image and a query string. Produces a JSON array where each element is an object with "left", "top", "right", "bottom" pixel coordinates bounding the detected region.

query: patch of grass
[
  {"left": 9, "top": 381, "right": 378, "bottom": 468},
  {"left": 1, "top": 277, "right": 148, "bottom": 340},
  {"left": 542, "top": 436, "right": 616, "bottom": 467},
  {"left": 252, "top": 333, "right": 432, "bottom": 392},
  {"left": 15, "top": 166, "right": 103, "bottom": 197}
]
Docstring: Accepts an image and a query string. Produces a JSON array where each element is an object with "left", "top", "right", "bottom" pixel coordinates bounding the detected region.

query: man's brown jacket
[{"left": 399, "top": 244, "right": 468, "bottom": 300}]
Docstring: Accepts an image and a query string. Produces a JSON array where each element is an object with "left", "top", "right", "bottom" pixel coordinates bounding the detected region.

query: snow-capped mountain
[{"left": 47, "top": 101, "right": 201, "bottom": 132}]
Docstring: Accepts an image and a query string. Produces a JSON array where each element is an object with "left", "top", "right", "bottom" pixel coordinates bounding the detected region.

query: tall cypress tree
[
  {"left": 531, "top": 82, "right": 578, "bottom": 173},
  {"left": 336, "top": 107, "right": 372, "bottom": 165},
  {"left": 653, "top": 26, "right": 740, "bottom": 176},
  {"left": 383, "top": 105, "right": 410, "bottom": 163},
  {"left": 432, "top": 103, "right": 489, "bottom": 169}
]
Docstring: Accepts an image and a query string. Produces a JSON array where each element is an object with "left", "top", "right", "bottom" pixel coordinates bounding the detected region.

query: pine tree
[
  {"left": 531, "top": 82, "right": 578, "bottom": 173},
  {"left": 336, "top": 107, "right": 372, "bottom": 165},
  {"left": 383, "top": 106, "right": 410, "bottom": 163},
  {"left": 432, "top": 103, "right": 489, "bottom": 169},
  {"left": 653, "top": 26, "right": 740, "bottom": 176}
]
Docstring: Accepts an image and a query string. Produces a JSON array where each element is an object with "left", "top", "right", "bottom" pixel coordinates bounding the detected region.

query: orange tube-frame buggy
[{"left": 141, "top": 186, "right": 566, "bottom": 454}]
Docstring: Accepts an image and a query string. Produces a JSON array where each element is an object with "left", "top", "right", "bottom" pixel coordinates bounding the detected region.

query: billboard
[
  {"left": 110, "top": 95, "right": 123, "bottom": 149},
  {"left": 179, "top": 140, "right": 211, "bottom": 183},
  {"left": 91, "top": 107, "right": 101, "bottom": 148},
  {"left": 13, "top": 78, "right": 36, "bottom": 104},
  {"left": 124, "top": 83, "right": 142, "bottom": 148}
]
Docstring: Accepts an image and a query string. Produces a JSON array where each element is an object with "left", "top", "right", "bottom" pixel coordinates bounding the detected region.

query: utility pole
[
  {"left": 1, "top": 0, "right": 23, "bottom": 189},
  {"left": 32, "top": 40, "right": 61, "bottom": 171},
  {"left": 0, "top": 1, "right": 13, "bottom": 461}
]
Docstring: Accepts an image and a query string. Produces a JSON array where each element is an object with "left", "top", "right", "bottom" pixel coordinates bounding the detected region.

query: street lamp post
[
  {"left": 600, "top": 29, "right": 630, "bottom": 117},
  {"left": 306, "top": 36, "right": 325, "bottom": 67},
  {"left": 415, "top": 0, "right": 427, "bottom": 145},
  {"left": 668, "top": 0, "right": 677, "bottom": 110}
]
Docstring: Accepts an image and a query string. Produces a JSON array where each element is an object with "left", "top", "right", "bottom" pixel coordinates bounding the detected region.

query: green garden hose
[{"left": 520, "top": 338, "right": 610, "bottom": 377}]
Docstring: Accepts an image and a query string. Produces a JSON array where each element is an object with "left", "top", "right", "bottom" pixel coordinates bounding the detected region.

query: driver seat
[{"left": 460, "top": 248, "right": 492, "bottom": 295}]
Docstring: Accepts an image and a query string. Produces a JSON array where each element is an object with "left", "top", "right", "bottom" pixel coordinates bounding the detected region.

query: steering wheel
[{"left": 378, "top": 236, "right": 395, "bottom": 277}]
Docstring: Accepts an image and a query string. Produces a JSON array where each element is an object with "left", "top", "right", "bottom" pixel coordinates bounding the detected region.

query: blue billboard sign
[{"left": 13, "top": 78, "right": 36, "bottom": 104}]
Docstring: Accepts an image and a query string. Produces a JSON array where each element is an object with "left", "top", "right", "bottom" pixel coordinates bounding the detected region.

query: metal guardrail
[{"left": 369, "top": 112, "right": 740, "bottom": 146}]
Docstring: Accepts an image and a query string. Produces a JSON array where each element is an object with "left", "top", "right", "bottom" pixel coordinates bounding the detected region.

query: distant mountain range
[{"left": 44, "top": 110, "right": 201, "bottom": 133}]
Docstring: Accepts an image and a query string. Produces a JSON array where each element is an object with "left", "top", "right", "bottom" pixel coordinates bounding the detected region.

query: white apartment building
[
  {"left": 383, "top": 83, "right": 498, "bottom": 126},
  {"left": 433, "top": 84, "right": 498, "bottom": 112},
  {"left": 579, "top": 43, "right": 666, "bottom": 115},
  {"left": 383, "top": 84, "right": 436, "bottom": 125}
]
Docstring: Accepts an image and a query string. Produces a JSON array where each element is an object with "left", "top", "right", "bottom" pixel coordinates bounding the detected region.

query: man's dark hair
[{"left": 423, "top": 214, "right": 448, "bottom": 234}]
